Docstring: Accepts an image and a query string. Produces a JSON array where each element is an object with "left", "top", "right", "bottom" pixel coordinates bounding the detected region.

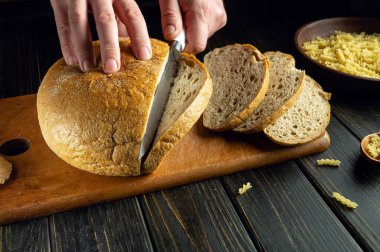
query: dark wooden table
[{"left": 1, "top": 1, "right": 380, "bottom": 251}]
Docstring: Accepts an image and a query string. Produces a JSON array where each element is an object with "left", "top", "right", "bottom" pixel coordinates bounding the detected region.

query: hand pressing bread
[{"left": 37, "top": 38, "right": 212, "bottom": 176}]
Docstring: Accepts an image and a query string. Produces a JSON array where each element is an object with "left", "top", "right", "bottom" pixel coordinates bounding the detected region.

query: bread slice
[
  {"left": 263, "top": 75, "right": 331, "bottom": 145},
  {"left": 235, "top": 51, "right": 305, "bottom": 133},
  {"left": 142, "top": 53, "right": 212, "bottom": 173},
  {"left": 203, "top": 44, "right": 269, "bottom": 131}
]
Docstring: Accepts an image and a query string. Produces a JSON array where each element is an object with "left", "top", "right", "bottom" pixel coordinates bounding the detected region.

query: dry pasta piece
[
  {"left": 317, "top": 159, "right": 341, "bottom": 167},
  {"left": 0, "top": 156, "right": 12, "bottom": 184},
  {"left": 332, "top": 192, "right": 358, "bottom": 209},
  {"left": 238, "top": 182, "right": 252, "bottom": 195},
  {"left": 367, "top": 133, "right": 380, "bottom": 159},
  {"left": 302, "top": 31, "right": 380, "bottom": 79}
]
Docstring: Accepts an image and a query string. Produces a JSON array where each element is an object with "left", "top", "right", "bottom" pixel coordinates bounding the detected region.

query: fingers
[
  {"left": 67, "top": 0, "right": 94, "bottom": 72},
  {"left": 114, "top": 0, "right": 151, "bottom": 60},
  {"left": 179, "top": 0, "right": 227, "bottom": 54},
  {"left": 50, "top": 0, "right": 77, "bottom": 66},
  {"left": 183, "top": 11, "right": 208, "bottom": 54},
  {"left": 116, "top": 16, "right": 129, "bottom": 37},
  {"left": 91, "top": 0, "right": 120, "bottom": 74},
  {"left": 159, "top": 0, "right": 182, "bottom": 41}
]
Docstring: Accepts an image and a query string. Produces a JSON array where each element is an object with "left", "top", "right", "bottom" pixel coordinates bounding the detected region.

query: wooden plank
[
  {"left": 297, "top": 115, "right": 380, "bottom": 251},
  {"left": 49, "top": 197, "right": 153, "bottom": 252},
  {"left": 0, "top": 94, "right": 329, "bottom": 225},
  {"left": 221, "top": 162, "right": 361, "bottom": 251},
  {"left": 0, "top": 218, "right": 50, "bottom": 252},
  {"left": 331, "top": 97, "right": 380, "bottom": 139},
  {"left": 140, "top": 179, "right": 257, "bottom": 251}
]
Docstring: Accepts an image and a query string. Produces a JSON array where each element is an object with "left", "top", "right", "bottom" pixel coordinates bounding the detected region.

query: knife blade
[{"left": 139, "top": 30, "right": 186, "bottom": 160}]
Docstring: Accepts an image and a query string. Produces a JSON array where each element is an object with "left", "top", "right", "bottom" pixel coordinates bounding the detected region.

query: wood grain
[
  {"left": 0, "top": 218, "right": 50, "bottom": 252},
  {"left": 331, "top": 97, "right": 380, "bottom": 139},
  {"left": 140, "top": 179, "right": 257, "bottom": 252},
  {"left": 49, "top": 197, "right": 153, "bottom": 252},
  {"left": 221, "top": 162, "right": 362, "bottom": 252},
  {"left": 0, "top": 94, "right": 329, "bottom": 225},
  {"left": 297, "top": 116, "right": 380, "bottom": 251}
]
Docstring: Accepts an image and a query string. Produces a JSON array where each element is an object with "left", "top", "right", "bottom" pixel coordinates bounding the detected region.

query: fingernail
[
  {"left": 82, "top": 59, "right": 94, "bottom": 72},
  {"left": 165, "top": 25, "right": 175, "bottom": 35},
  {"left": 67, "top": 56, "right": 78, "bottom": 66},
  {"left": 138, "top": 47, "right": 151, "bottom": 60},
  {"left": 105, "top": 58, "right": 118, "bottom": 73}
]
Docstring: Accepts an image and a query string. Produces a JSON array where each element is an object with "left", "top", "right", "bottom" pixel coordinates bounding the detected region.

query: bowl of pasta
[{"left": 294, "top": 17, "right": 380, "bottom": 92}]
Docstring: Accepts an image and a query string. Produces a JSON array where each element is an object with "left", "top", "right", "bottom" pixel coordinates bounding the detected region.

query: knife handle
[{"left": 170, "top": 28, "right": 186, "bottom": 52}]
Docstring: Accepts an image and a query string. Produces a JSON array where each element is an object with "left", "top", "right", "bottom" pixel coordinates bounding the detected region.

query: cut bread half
[
  {"left": 38, "top": 38, "right": 212, "bottom": 176},
  {"left": 142, "top": 53, "right": 213, "bottom": 173},
  {"left": 203, "top": 44, "right": 270, "bottom": 131},
  {"left": 235, "top": 51, "right": 305, "bottom": 133},
  {"left": 263, "top": 75, "right": 331, "bottom": 146}
]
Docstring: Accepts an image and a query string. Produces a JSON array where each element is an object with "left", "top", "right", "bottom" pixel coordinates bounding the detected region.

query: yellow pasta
[
  {"left": 367, "top": 133, "right": 380, "bottom": 159},
  {"left": 238, "top": 182, "right": 252, "bottom": 195},
  {"left": 332, "top": 192, "right": 358, "bottom": 209},
  {"left": 302, "top": 31, "right": 380, "bottom": 79},
  {"left": 317, "top": 159, "right": 341, "bottom": 167}
]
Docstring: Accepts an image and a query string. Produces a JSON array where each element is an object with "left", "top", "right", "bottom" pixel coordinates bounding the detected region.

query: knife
[{"left": 139, "top": 30, "right": 186, "bottom": 160}]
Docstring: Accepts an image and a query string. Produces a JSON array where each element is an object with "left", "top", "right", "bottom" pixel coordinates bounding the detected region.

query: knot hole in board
[{"left": 0, "top": 138, "right": 31, "bottom": 156}]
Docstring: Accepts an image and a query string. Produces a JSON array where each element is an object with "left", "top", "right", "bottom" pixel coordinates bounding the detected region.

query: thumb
[{"left": 159, "top": 0, "right": 183, "bottom": 41}]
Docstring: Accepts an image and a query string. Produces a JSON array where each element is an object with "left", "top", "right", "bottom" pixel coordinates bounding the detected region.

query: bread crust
[
  {"left": 263, "top": 75, "right": 331, "bottom": 146},
  {"left": 234, "top": 51, "right": 305, "bottom": 133},
  {"left": 37, "top": 38, "right": 169, "bottom": 176},
  {"left": 203, "top": 44, "right": 270, "bottom": 131},
  {"left": 142, "top": 53, "right": 213, "bottom": 173},
  {"left": 225, "top": 59, "right": 270, "bottom": 130}
]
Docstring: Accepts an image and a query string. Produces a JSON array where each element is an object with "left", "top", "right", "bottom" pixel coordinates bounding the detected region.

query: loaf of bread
[
  {"left": 263, "top": 75, "right": 331, "bottom": 145},
  {"left": 37, "top": 38, "right": 212, "bottom": 176},
  {"left": 203, "top": 44, "right": 269, "bottom": 131},
  {"left": 234, "top": 52, "right": 305, "bottom": 133}
]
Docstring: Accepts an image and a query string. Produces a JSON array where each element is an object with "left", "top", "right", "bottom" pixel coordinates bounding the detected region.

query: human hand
[
  {"left": 159, "top": 0, "right": 227, "bottom": 54},
  {"left": 50, "top": 0, "right": 152, "bottom": 74}
]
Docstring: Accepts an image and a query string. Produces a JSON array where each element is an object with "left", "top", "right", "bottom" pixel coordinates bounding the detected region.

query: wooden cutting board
[{"left": 0, "top": 94, "right": 330, "bottom": 225}]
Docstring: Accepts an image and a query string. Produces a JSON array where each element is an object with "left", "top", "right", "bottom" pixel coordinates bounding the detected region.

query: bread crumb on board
[
  {"left": 302, "top": 31, "right": 380, "bottom": 79},
  {"left": 332, "top": 192, "right": 358, "bottom": 209},
  {"left": 367, "top": 133, "right": 380, "bottom": 159},
  {"left": 317, "top": 159, "right": 341, "bottom": 167},
  {"left": 0, "top": 156, "right": 12, "bottom": 184},
  {"left": 238, "top": 182, "right": 252, "bottom": 195}
]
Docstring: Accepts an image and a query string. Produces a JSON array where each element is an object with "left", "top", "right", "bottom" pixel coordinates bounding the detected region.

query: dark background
[{"left": 0, "top": 0, "right": 379, "bottom": 98}]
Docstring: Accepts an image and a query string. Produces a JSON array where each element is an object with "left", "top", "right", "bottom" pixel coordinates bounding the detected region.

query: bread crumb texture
[
  {"left": 368, "top": 133, "right": 380, "bottom": 159},
  {"left": 203, "top": 44, "right": 269, "bottom": 130},
  {"left": 332, "top": 192, "right": 358, "bottom": 209},
  {"left": 235, "top": 51, "right": 305, "bottom": 133},
  {"left": 0, "top": 156, "right": 12, "bottom": 184},
  {"left": 264, "top": 75, "right": 331, "bottom": 145},
  {"left": 303, "top": 31, "right": 380, "bottom": 79},
  {"left": 37, "top": 38, "right": 169, "bottom": 176},
  {"left": 142, "top": 53, "right": 212, "bottom": 173}
]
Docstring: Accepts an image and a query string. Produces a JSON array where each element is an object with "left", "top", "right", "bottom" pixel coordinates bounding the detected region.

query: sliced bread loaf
[
  {"left": 235, "top": 51, "right": 305, "bottom": 133},
  {"left": 203, "top": 44, "right": 270, "bottom": 131},
  {"left": 263, "top": 75, "right": 331, "bottom": 145},
  {"left": 142, "top": 53, "right": 213, "bottom": 173},
  {"left": 37, "top": 39, "right": 211, "bottom": 176},
  {"left": 37, "top": 38, "right": 169, "bottom": 176}
]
